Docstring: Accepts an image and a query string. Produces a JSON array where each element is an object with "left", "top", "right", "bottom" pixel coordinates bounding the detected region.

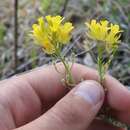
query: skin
[{"left": 0, "top": 63, "right": 130, "bottom": 130}]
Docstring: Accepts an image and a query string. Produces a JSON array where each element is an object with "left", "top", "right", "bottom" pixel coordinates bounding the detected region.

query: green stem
[
  {"left": 97, "top": 57, "right": 103, "bottom": 83},
  {"left": 54, "top": 45, "right": 74, "bottom": 86},
  {"left": 97, "top": 46, "right": 104, "bottom": 83},
  {"left": 60, "top": 56, "right": 74, "bottom": 86}
]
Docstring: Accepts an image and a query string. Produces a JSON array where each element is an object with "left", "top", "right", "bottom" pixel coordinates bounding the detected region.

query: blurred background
[{"left": 0, "top": 0, "right": 130, "bottom": 86}]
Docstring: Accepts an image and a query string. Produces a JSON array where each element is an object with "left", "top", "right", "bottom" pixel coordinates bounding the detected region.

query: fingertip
[{"left": 105, "top": 76, "right": 130, "bottom": 111}]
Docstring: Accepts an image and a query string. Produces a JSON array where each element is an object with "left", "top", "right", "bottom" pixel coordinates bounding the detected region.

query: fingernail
[{"left": 74, "top": 80, "right": 104, "bottom": 105}]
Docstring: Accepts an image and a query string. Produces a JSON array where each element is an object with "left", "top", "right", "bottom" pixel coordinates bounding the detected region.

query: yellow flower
[
  {"left": 85, "top": 19, "right": 122, "bottom": 48},
  {"left": 46, "top": 15, "right": 63, "bottom": 32},
  {"left": 85, "top": 20, "right": 109, "bottom": 41},
  {"left": 32, "top": 22, "right": 55, "bottom": 54},
  {"left": 57, "top": 22, "right": 74, "bottom": 44},
  {"left": 32, "top": 15, "right": 74, "bottom": 54},
  {"left": 106, "top": 24, "right": 121, "bottom": 44},
  {"left": 41, "top": 37, "right": 55, "bottom": 54}
]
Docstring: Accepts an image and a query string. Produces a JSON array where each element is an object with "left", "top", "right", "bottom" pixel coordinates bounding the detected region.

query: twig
[
  {"left": 60, "top": 0, "right": 69, "bottom": 16},
  {"left": 14, "top": 0, "right": 18, "bottom": 71}
]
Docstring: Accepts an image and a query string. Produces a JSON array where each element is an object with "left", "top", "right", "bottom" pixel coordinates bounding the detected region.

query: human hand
[{"left": 0, "top": 63, "right": 130, "bottom": 130}]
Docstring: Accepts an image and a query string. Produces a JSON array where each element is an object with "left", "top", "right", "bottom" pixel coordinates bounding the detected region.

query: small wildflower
[
  {"left": 57, "top": 22, "right": 74, "bottom": 44},
  {"left": 85, "top": 19, "right": 122, "bottom": 52},
  {"left": 105, "top": 24, "right": 121, "bottom": 50},
  {"left": 85, "top": 19, "right": 125, "bottom": 128},
  {"left": 32, "top": 15, "right": 74, "bottom": 55},
  {"left": 46, "top": 15, "right": 63, "bottom": 32},
  {"left": 85, "top": 20, "right": 109, "bottom": 41},
  {"left": 85, "top": 19, "right": 122, "bottom": 84},
  {"left": 31, "top": 15, "right": 74, "bottom": 86}
]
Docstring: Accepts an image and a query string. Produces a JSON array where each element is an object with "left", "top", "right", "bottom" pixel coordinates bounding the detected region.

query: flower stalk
[
  {"left": 85, "top": 19, "right": 122, "bottom": 87},
  {"left": 60, "top": 56, "right": 74, "bottom": 85},
  {"left": 31, "top": 15, "right": 74, "bottom": 87},
  {"left": 85, "top": 19, "right": 125, "bottom": 128}
]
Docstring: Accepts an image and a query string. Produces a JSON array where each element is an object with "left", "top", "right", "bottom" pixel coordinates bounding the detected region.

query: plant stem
[
  {"left": 54, "top": 44, "right": 74, "bottom": 86},
  {"left": 97, "top": 46, "right": 108, "bottom": 91},
  {"left": 97, "top": 46, "right": 104, "bottom": 83},
  {"left": 60, "top": 0, "right": 69, "bottom": 16},
  {"left": 14, "top": 0, "right": 18, "bottom": 71},
  {"left": 60, "top": 56, "right": 74, "bottom": 86},
  {"left": 97, "top": 57, "right": 103, "bottom": 82}
]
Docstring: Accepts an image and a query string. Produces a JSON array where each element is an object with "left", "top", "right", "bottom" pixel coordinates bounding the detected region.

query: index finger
[
  {"left": 19, "top": 63, "right": 130, "bottom": 111},
  {"left": 7, "top": 63, "right": 130, "bottom": 125},
  {"left": 21, "top": 63, "right": 130, "bottom": 123}
]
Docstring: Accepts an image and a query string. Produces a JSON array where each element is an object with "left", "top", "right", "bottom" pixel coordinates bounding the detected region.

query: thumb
[{"left": 17, "top": 80, "right": 104, "bottom": 130}]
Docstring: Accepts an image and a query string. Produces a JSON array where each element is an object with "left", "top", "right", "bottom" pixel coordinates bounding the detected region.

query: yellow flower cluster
[
  {"left": 32, "top": 15, "right": 74, "bottom": 54},
  {"left": 85, "top": 20, "right": 122, "bottom": 50}
]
